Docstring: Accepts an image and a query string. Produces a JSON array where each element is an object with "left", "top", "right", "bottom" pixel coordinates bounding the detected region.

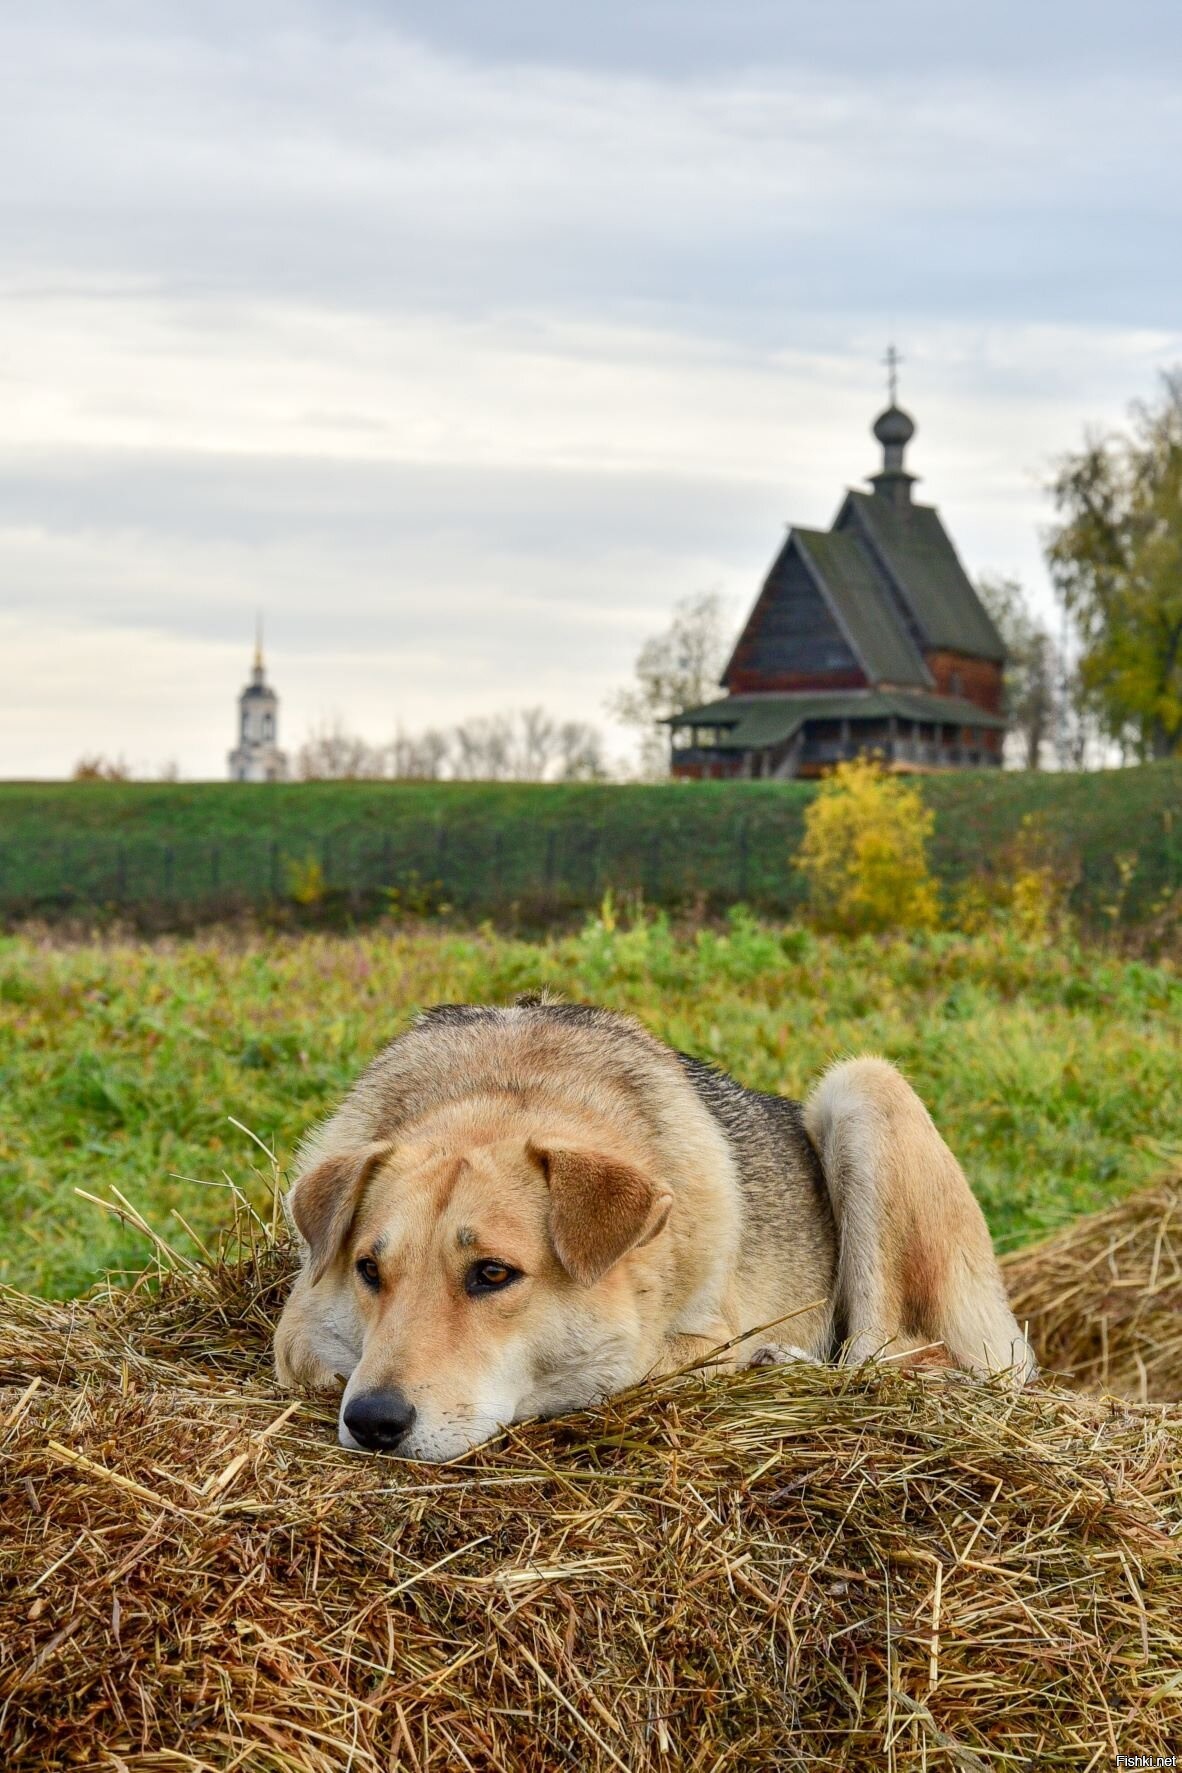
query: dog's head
[{"left": 288, "top": 1131, "right": 674, "bottom": 1460}]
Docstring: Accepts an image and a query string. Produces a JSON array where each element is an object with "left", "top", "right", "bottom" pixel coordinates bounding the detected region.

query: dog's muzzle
[{"left": 342, "top": 1387, "right": 417, "bottom": 1453}]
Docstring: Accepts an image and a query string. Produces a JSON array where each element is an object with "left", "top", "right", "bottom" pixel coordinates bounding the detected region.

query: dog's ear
[
  {"left": 529, "top": 1144, "right": 673, "bottom": 1286},
  {"left": 289, "top": 1141, "right": 393, "bottom": 1285}
]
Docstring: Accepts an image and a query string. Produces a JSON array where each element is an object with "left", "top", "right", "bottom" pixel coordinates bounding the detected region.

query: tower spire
[{"left": 253, "top": 613, "right": 264, "bottom": 675}]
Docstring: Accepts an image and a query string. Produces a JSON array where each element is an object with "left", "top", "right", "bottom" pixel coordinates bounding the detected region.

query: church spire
[{"left": 229, "top": 623, "right": 289, "bottom": 783}]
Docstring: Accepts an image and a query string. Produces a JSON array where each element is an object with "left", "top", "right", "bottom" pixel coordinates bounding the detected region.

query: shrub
[
  {"left": 285, "top": 853, "right": 327, "bottom": 906},
  {"left": 952, "top": 813, "right": 1075, "bottom": 941},
  {"left": 796, "top": 756, "right": 939, "bottom": 935}
]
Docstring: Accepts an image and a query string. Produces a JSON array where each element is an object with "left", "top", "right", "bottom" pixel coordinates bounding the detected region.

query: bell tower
[{"left": 228, "top": 621, "right": 289, "bottom": 782}]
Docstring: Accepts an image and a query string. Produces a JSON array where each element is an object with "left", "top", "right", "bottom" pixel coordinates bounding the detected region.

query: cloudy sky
[{"left": 1, "top": 1, "right": 1180, "bottom": 777}]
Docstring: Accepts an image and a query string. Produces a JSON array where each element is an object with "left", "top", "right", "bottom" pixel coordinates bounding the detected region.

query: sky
[{"left": 1, "top": 1, "right": 1180, "bottom": 778}]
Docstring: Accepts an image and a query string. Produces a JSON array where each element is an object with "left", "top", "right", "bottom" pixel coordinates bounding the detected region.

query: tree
[
  {"left": 518, "top": 707, "right": 557, "bottom": 781},
  {"left": 609, "top": 590, "right": 731, "bottom": 777},
  {"left": 299, "top": 708, "right": 608, "bottom": 783},
  {"left": 451, "top": 715, "right": 515, "bottom": 781},
  {"left": 73, "top": 755, "right": 131, "bottom": 781},
  {"left": 390, "top": 728, "right": 450, "bottom": 780},
  {"left": 1045, "top": 370, "right": 1182, "bottom": 760},
  {"left": 976, "top": 576, "right": 1059, "bottom": 770},
  {"left": 297, "top": 720, "right": 386, "bottom": 780},
  {"left": 555, "top": 720, "right": 606, "bottom": 781}
]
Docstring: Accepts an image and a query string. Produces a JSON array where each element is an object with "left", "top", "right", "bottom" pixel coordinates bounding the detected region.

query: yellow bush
[
  {"left": 285, "top": 853, "right": 327, "bottom": 906},
  {"left": 796, "top": 756, "right": 939, "bottom": 935},
  {"left": 951, "top": 813, "right": 1073, "bottom": 941}
]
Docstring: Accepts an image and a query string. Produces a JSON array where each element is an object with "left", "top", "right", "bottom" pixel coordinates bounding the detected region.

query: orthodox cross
[{"left": 883, "top": 343, "right": 902, "bottom": 406}]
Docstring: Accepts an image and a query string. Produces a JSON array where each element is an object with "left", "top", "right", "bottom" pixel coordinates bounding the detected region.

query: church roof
[
  {"left": 793, "top": 528, "right": 931, "bottom": 687},
  {"left": 715, "top": 394, "right": 1006, "bottom": 710},
  {"left": 667, "top": 689, "right": 1006, "bottom": 750},
  {"left": 837, "top": 490, "right": 1004, "bottom": 663}
]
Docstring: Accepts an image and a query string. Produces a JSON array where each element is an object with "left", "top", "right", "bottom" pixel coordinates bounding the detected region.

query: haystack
[
  {"left": 3, "top": 1184, "right": 1181, "bottom": 1771},
  {"left": 1002, "top": 1177, "right": 1182, "bottom": 1403}
]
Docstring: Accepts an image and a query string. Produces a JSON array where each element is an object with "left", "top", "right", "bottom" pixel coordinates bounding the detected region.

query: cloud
[{"left": 0, "top": 1, "right": 1179, "bottom": 774}]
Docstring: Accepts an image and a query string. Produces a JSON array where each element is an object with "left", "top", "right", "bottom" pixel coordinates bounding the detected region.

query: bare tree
[
  {"left": 976, "top": 576, "right": 1061, "bottom": 770},
  {"left": 519, "top": 706, "right": 558, "bottom": 781},
  {"left": 390, "top": 728, "right": 450, "bottom": 780},
  {"left": 452, "top": 714, "right": 516, "bottom": 781},
  {"left": 300, "top": 708, "right": 609, "bottom": 783},
  {"left": 556, "top": 720, "right": 606, "bottom": 781},
  {"left": 297, "top": 719, "right": 387, "bottom": 780},
  {"left": 608, "top": 590, "right": 731, "bottom": 777}
]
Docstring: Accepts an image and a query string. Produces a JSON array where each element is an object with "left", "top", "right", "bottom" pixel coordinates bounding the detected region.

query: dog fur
[{"left": 275, "top": 999, "right": 1033, "bottom": 1459}]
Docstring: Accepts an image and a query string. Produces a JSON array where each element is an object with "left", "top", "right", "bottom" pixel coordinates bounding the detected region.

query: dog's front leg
[
  {"left": 651, "top": 1326, "right": 742, "bottom": 1379},
  {"left": 655, "top": 1329, "right": 825, "bottom": 1378},
  {"left": 745, "top": 1342, "right": 824, "bottom": 1369}
]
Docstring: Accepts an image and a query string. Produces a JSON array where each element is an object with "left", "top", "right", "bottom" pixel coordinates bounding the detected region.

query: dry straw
[{"left": 2, "top": 1181, "right": 1181, "bottom": 1770}]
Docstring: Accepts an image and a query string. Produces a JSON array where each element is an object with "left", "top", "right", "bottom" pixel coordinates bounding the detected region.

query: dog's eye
[
  {"left": 466, "top": 1259, "right": 521, "bottom": 1296},
  {"left": 355, "top": 1257, "right": 381, "bottom": 1290}
]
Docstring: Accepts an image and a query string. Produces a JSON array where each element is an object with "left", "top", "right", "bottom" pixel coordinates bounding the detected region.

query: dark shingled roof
[
  {"left": 838, "top": 491, "right": 1005, "bottom": 663},
  {"left": 793, "top": 528, "right": 931, "bottom": 688},
  {"left": 667, "top": 690, "right": 1006, "bottom": 751}
]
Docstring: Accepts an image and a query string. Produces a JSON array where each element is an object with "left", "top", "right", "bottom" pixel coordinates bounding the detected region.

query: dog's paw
[{"left": 746, "top": 1342, "right": 824, "bottom": 1369}]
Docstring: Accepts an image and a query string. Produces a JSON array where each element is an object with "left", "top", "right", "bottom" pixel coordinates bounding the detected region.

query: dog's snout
[{"left": 343, "top": 1388, "right": 417, "bottom": 1453}]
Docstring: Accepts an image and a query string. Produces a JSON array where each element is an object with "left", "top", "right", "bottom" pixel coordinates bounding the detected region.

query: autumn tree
[
  {"left": 72, "top": 755, "right": 131, "bottom": 781},
  {"left": 1045, "top": 370, "right": 1182, "bottom": 760}
]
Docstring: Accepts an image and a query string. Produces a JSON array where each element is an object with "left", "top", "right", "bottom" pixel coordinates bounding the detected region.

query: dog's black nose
[{"left": 343, "top": 1388, "right": 417, "bottom": 1452}]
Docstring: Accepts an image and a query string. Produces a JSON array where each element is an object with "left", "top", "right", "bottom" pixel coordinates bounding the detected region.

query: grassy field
[
  {"left": 1, "top": 909, "right": 1178, "bottom": 1298},
  {"left": 1, "top": 760, "right": 1179, "bottom": 926}
]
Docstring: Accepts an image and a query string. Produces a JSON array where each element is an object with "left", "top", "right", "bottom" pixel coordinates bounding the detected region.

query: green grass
[
  {"left": 1, "top": 761, "right": 1179, "bottom": 926},
  {"left": 1, "top": 910, "right": 1178, "bottom": 1299}
]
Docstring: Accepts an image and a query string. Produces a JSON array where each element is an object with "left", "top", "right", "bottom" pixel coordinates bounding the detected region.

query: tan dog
[{"left": 275, "top": 999, "right": 1033, "bottom": 1459}]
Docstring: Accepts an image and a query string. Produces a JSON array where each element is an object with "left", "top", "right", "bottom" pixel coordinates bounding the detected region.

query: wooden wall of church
[
  {"left": 925, "top": 651, "right": 1004, "bottom": 716},
  {"left": 725, "top": 546, "right": 868, "bottom": 695}
]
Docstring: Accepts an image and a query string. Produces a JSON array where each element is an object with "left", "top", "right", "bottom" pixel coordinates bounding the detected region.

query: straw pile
[
  {"left": 1002, "top": 1177, "right": 1182, "bottom": 1404},
  {"left": 3, "top": 1187, "right": 1182, "bottom": 1771}
]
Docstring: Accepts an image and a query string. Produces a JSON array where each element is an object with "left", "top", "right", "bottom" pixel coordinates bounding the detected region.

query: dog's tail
[{"left": 804, "top": 1056, "right": 1035, "bottom": 1382}]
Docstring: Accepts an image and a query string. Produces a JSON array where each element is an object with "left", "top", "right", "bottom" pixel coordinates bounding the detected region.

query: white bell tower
[{"left": 228, "top": 622, "right": 289, "bottom": 783}]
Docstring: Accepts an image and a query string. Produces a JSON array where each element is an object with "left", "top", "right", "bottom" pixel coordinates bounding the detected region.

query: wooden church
[{"left": 668, "top": 380, "right": 1007, "bottom": 778}]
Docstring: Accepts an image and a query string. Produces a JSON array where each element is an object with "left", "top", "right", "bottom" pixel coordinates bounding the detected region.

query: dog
[{"left": 274, "top": 997, "right": 1034, "bottom": 1459}]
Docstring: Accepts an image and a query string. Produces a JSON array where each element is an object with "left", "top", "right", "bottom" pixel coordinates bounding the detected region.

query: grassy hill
[
  {"left": 0, "top": 762, "right": 1178, "bottom": 927},
  {"left": 2, "top": 916, "right": 1178, "bottom": 1297}
]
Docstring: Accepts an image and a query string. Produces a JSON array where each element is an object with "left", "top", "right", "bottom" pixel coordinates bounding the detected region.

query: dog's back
[
  {"left": 290, "top": 995, "right": 1031, "bottom": 1383},
  {"left": 674, "top": 1052, "right": 839, "bottom": 1341}
]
